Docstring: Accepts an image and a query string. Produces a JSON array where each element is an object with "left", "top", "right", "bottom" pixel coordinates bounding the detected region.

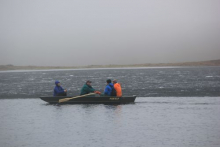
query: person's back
[
  {"left": 113, "top": 80, "right": 122, "bottom": 97},
  {"left": 104, "top": 79, "right": 114, "bottom": 96}
]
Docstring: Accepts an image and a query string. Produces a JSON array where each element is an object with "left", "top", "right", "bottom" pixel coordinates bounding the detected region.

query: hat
[
  {"left": 106, "top": 79, "right": 111, "bottom": 83},
  {"left": 55, "top": 80, "right": 60, "bottom": 85},
  {"left": 86, "top": 80, "right": 92, "bottom": 83},
  {"left": 113, "top": 79, "right": 117, "bottom": 83}
]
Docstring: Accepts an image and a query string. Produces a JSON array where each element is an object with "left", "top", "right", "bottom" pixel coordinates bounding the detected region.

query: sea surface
[
  {"left": 0, "top": 66, "right": 220, "bottom": 147},
  {"left": 0, "top": 66, "right": 219, "bottom": 98}
]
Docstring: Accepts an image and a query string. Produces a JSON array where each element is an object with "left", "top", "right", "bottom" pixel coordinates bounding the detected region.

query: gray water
[
  {"left": 0, "top": 97, "right": 220, "bottom": 147},
  {"left": 0, "top": 67, "right": 220, "bottom": 147},
  {"left": 0, "top": 66, "right": 220, "bottom": 98}
]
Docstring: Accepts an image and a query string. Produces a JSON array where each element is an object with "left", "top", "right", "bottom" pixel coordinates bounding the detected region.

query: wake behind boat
[{"left": 40, "top": 95, "right": 136, "bottom": 104}]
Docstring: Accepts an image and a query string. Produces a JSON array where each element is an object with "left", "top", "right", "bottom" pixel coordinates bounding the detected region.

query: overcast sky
[{"left": 0, "top": 0, "right": 220, "bottom": 66}]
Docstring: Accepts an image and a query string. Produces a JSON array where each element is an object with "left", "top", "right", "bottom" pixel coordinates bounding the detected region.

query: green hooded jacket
[{"left": 80, "top": 84, "right": 95, "bottom": 95}]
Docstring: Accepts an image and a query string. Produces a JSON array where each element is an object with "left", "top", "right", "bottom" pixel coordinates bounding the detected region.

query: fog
[{"left": 0, "top": 0, "right": 220, "bottom": 66}]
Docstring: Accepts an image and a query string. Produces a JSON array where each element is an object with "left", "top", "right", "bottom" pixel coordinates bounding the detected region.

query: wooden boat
[{"left": 40, "top": 95, "right": 136, "bottom": 104}]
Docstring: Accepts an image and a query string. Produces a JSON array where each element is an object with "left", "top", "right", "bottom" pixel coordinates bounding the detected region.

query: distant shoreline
[{"left": 1, "top": 59, "right": 220, "bottom": 71}]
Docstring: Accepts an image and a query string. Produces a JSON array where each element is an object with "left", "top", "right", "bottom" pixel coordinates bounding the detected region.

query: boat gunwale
[{"left": 40, "top": 95, "right": 136, "bottom": 104}]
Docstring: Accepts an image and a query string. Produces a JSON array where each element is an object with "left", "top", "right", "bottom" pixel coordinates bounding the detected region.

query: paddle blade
[{"left": 59, "top": 98, "right": 71, "bottom": 103}]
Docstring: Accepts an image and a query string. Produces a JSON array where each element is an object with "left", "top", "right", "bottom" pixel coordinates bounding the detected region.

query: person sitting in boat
[
  {"left": 113, "top": 79, "right": 122, "bottom": 97},
  {"left": 53, "top": 80, "right": 67, "bottom": 96},
  {"left": 80, "top": 80, "right": 101, "bottom": 95},
  {"left": 104, "top": 79, "right": 116, "bottom": 96}
]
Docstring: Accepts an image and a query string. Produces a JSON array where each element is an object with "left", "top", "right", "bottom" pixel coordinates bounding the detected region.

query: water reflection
[
  {"left": 104, "top": 105, "right": 122, "bottom": 115},
  {"left": 1, "top": 98, "right": 220, "bottom": 147}
]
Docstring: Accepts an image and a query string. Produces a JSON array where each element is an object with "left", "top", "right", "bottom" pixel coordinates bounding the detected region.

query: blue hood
[
  {"left": 55, "top": 80, "right": 60, "bottom": 85},
  {"left": 109, "top": 83, "right": 114, "bottom": 88}
]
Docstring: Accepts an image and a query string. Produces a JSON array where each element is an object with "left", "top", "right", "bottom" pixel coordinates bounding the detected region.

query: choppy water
[
  {"left": 0, "top": 97, "right": 220, "bottom": 147},
  {"left": 0, "top": 67, "right": 220, "bottom": 147},
  {"left": 0, "top": 66, "right": 220, "bottom": 98}
]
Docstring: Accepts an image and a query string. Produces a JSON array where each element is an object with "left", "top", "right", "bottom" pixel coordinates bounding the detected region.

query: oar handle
[{"left": 59, "top": 93, "right": 95, "bottom": 103}]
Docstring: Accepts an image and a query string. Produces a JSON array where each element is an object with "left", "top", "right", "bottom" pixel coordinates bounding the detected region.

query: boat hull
[{"left": 40, "top": 95, "right": 136, "bottom": 104}]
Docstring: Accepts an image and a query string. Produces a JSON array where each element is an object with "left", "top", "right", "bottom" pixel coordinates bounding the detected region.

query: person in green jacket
[{"left": 80, "top": 80, "right": 101, "bottom": 95}]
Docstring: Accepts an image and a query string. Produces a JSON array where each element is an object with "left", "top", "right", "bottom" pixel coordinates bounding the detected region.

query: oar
[{"left": 59, "top": 93, "right": 95, "bottom": 103}]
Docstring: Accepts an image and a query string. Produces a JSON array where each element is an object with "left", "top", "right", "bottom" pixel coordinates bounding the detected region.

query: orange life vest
[{"left": 114, "top": 83, "right": 122, "bottom": 97}]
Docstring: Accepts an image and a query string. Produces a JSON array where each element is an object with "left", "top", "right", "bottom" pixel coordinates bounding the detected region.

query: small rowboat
[{"left": 40, "top": 95, "right": 136, "bottom": 104}]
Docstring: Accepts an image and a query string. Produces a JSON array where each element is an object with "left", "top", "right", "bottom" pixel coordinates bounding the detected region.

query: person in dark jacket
[
  {"left": 53, "top": 80, "right": 67, "bottom": 96},
  {"left": 80, "top": 80, "right": 101, "bottom": 95},
  {"left": 104, "top": 79, "right": 114, "bottom": 96}
]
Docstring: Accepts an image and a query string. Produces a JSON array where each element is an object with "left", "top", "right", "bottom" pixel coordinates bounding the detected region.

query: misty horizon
[
  {"left": 1, "top": 58, "right": 220, "bottom": 68},
  {"left": 1, "top": 0, "right": 220, "bottom": 66}
]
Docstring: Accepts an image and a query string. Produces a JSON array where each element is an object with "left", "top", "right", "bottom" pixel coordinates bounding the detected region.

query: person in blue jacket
[
  {"left": 53, "top": 80, "right": 67, "bottom": 96},
  {"left": 104, "top": 79, "right": 114, "bottom": 96}
]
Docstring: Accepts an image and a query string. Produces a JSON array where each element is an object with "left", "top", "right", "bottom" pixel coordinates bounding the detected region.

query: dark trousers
[{"left": 56, "top": 92, "right": 67, "bottom": 96}]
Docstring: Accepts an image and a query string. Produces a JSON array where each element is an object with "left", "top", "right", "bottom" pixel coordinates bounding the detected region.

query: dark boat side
[{"left": 40, "top": 95, "right": 136, "bottom": 104}]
